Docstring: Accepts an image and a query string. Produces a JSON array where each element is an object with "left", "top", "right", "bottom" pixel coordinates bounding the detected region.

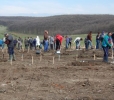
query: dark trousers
[
  {"left": 68, "top": 42, "right": 71, "bottom": 48},
  {"left": 102, "top": 46, "right": 109, "bottom": 62},
  {"left": 96, "top": 40, "right": 100, "bottom": 49},
  {"left": 8, "top": 47, "right": 14, "bottom": 55},
  {"left": 56, "top": 39, "right": 60, "bottom": 50},
  {"left": 76, "top": 40, "right": 80, "bottom": 49},
  {"left": 50, "top": 44, "right": 53, "bottom": 50}
]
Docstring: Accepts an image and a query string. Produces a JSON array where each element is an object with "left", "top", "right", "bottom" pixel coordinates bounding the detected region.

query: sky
[{"left": 0, "top": 0, "right": 114, "bottom": 17}]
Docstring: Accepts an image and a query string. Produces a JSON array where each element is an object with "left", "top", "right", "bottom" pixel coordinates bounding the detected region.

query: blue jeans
[
  {"left": 66, "top": 42, "right": 69, "bottom": 49},
  {"left": 76, "top": 40, "right": 80, "bottom": 49},
  {"left": 96, "top": 40, "right": 100, "bottom": 49},
  {"left": 44, "top": 40, "right": 48, "bottom": 51},
  {"left": 102, "top": 46, "right": 109, "bottom": 62},
  {"left": 85, "top": 43, "right": 88, "bottom": 49},
  {"left": 87, "top": 40, "right": 92, "bottom": 49}
]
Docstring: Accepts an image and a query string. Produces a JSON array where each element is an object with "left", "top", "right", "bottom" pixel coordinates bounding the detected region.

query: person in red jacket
[{"left": 55, "top": 34, "right": 63, "bottom": 51}]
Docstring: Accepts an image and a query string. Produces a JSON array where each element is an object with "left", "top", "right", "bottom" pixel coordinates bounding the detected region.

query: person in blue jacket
[
  {"left": 102, "top": 32, "right": 112, "bottom": 63},
  {"left": 0, "top": 39, "right": 4, "bottom": 49}
]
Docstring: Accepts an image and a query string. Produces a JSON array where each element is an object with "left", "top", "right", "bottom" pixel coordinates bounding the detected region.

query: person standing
[
  {"left": 36, "top": 36, "right": 40, "bottom": 49},
  {"left": 68, "top": 36, "right": 72, "bottom": 48},
  {"left": 24, "top": 37, "right": 29, "bottom": 49},
  {"left": 13, "top": 38, "right": 17, "bottom": 49},
  {"left": 50, "top": 36, "right": 54, "bottom": 50},
  {"left": 102, "top": 32, "right": 112, "bottom": 63},
  {"left": 111, "top": 33, "right": 114, "bottom": 50},
  {"left": 96, "top": 32, "right": 100, "bottom": 49},
  {"left": 29, "top": 37, "right": 33, "bottom": 50},
  {"left": 99, "top": 31, "right": 106, "bottom": 49},
  {"left": 84, "top": 37, "right": 88, "bottom": 49},
  {"left": 0, "top": 39, "right": 4, "bottom": 49},
  {"left": 87, "top": 31, "right": 93, "bottom": 49},
  {"left": 17, "top": 37, "right": 22, "bottom": 50},
  {"left": 4, "top": 33, "right": 15, "bottom": 61},
  {"left": 44, "top": 30, "right": 49, "bottom": 52},
  {"left": 2, "top": 36, "right": 6, "bottom": 49},
  {"left": 65, "top": 36, "right": 69, "bottom": 49}
]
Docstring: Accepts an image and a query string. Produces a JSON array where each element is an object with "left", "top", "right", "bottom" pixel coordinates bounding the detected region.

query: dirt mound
[
  {"left": 0, "top": 58, "right": 7, "bottom": 62},
  {"left": 69, "top": 60, "right": 102, "bottom": 66}
]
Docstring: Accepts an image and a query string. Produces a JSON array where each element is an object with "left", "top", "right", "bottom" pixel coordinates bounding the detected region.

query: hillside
[{"left": 0, "top": 14, "right": 114, "bottom": 35}]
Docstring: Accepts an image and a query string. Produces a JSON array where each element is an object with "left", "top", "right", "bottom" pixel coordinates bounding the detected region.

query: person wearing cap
[{"left": 4, "top": 33, "right": 16, "bottom": 61}]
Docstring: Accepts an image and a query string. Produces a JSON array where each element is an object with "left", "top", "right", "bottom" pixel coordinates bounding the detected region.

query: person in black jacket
[
  {"left": 96, "top": 32, "right": 100, "bottom": 49},
  {"left": 4, "top": 33, "right": 16, "bottom": 61}
]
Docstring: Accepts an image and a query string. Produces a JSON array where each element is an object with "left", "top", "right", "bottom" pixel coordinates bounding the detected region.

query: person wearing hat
[{"left": 4, "top": 33, "right": 16, "bottom": 61}]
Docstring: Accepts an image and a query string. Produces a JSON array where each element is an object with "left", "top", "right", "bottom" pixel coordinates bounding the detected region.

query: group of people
[
  {"left": 64, "top": 31, "right": 114, "bottom": 63},
  {"left": 95, "top": 31, "right": 113, "bottom": 63},
  {"left": 0, "top": 31, "right": 64, "bottom": 61},
  {"left": 11, "top": 36, "right": 41, "bottom": 51},
  {"left": 75, "top": 31, "right": 113, "bottom": 63},
  {"left": 1, "top": 30, "right": 114, "bottom": 63},
  {"left": 43, "top": 30, "right": 63, "bottom": 52}
]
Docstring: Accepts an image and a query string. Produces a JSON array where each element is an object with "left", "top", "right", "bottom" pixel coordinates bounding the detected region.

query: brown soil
[{"left": 0, "top": 48, "right": 114, "bottom": 100}]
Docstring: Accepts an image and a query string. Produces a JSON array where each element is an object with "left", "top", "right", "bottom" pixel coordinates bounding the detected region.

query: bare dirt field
[{"left": 0, "top": 48, "right": 114, "bottom": 100}]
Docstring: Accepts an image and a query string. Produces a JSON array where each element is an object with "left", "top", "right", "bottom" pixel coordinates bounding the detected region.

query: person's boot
[
  {"left": 12, "top": 54, "right": 16, "bottom": 61},
  {"left": 8, "top": 55, "right": 13, "bottom": 61},
  {"left": 105, "top": 57, "right": 109, "bottom": 63},
  {"left": 103, "top": 57, "right": 109, "bottom": 63}
]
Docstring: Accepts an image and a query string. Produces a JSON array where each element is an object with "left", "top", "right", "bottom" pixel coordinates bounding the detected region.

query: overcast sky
[{"left": 0, "top": 0, "right": 114, "bottom": 17}]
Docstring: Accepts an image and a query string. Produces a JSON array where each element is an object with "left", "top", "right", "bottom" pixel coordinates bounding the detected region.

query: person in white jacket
[
  {"left": 36, "top": 36, "right": 40, "bottom": 48},
  {"left": 74, "top": 37, "right": 83, "bottom": 49}
]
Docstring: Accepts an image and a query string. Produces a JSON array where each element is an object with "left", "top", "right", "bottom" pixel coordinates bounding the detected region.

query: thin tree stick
[
  {"left": 32, "top": 56, "right": 33, "bottom": 64},
  {"left": 112, "top": 48, "right": 113, "bottom": 59},
  {"left": 10, "top": 59, "right": 12, "bottom": 65},
  {"left": 22, "top": 54, "right": 23, "bottom": 61},
  {"left": 58, "top": 55, "right": 60, "bottom": 61},
  {"left": 53, "top": 56, "right": 55, "bottom": 64},
  {"left": 2, "top": 53, "right": 4, "bottom": 59},
  {"left": 94, "top": 54, "right": 96, "bottom": 60},
  {"left": 28, "top": 47, "right": 29, "bottom": 53}
]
